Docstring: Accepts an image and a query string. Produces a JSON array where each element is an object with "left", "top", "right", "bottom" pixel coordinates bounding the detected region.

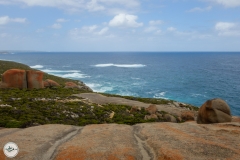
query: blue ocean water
[{"left": 1, "top": 52, "right": 240, "bottom": 116}]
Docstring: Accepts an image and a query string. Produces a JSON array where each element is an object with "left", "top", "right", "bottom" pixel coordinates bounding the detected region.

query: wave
[
  {"left": 94, "top": 63, "right": 146, "bottom": 68},
  {"left": 54, "top": 73, "right": 90, "bottom": 79},
  {"left": 41, "top": 69, "right": 80, "bottom": 73},
  {"left": 154, "top": 92, "right": 169, "bottom": 99},
  {"left": 85, "top": 83, "right": 113, "bottom": 92},
  {"left": 30, "top": 65, "right": 44, "bottom": 69}
]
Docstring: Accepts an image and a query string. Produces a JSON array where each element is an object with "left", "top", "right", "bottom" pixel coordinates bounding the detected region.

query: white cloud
[
  {"left": 56, "top": 18, "right": 68, "bottom": 23},
  {"left": 144, "top": 26, "right": 158, "bottom": 33},
  {"left": 0, "top": 0, "right": 140, "bottom": 13},
  {"left": 215, "top": 22, "right": 240, "bottom": 36},
  {"left": 187, "top": 6, "right": 212, "bottom": 12},
  {"left": 82, "top": 25, "right": 98, "bottom": 33},
  {"left": 209, "top": 0, "right": 240, "bottom": 7},
  {"left": 97, "top": 27, "right": 109, "bottom": 35},
  {"left": 167, "top": 27, "right": 177, "bottom": 32},
  {"left": 0, "top": 16, "right": 26, "bottom": 25},
  {"left": 36, "top": 29, "right": 44, "bottom": 33},
  {"left": 149, "top": 20, "right": 163, "bottom": 25},
  {"left": 109, "top": 13, "right": 143, "bottom": 28},
  {"left": 51, "top": 23, "right": 62, "bottom": 29},
  {"left": 87, "top": 0, "right": 105, "bottom": 12}
]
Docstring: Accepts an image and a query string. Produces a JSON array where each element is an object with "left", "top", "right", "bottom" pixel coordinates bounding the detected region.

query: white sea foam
[
  {"left": 85, "top": 83, "right": 113, "bottom": 92},
  {"left": 94, "top": 63, "right": 146, "bottom": 68},
  {"left": 30, "top": 65, "right": 44, "bottom": 69},
  {"left": 154, "top": 92, "right": 169, "bottom": 99},
  {"left": 41, "top": 69, "right": 80, "bottom": 73},
  {"left": 58, "top": 73, "right": 90, "bottom": 79},
  {"left": 131, "top": 77, "right": 141, "bottom": 80}
]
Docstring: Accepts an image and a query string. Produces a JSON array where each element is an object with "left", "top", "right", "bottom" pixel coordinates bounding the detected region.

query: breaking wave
[
  {"left": 94, "top": 63, "right": 146, "bottom": 68},
  {"left": 30, "top": 65, "right": 44, "bottom": 69}
]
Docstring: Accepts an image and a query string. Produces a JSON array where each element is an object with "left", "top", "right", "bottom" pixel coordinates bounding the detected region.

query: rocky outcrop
[
  {"left": 145, "top": 104, "right": 157, "bottom": 114},
  {"left": 0, "top": 69, "right": 44, "bottom": 89},
  {"left": 0, "top": 122, "right": 239, "bottom": 160},
  {"left": 181, "top": 111, "right": 195, "bottom": 121},
  {"left": 64, "top": 82, "right": 79, "bottom": 89},
  {"left": 44, "top": 79, "right": 60, "bottom": 88},
  {"left": 26, "top": 70, "right": 44, "bottom": 89},
  {"left": 197, "top": 98, "right": 232, "bottom": 124},
  {"left": 0, "top": 69, "right": 27, "bottom": 89}
]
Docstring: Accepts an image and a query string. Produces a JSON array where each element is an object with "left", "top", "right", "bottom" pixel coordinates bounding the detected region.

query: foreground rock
[
  {"left": 0, "top": 122, "right": 239, "bottom": 160},
  {"left": 197, "top": 98, "right": 232, "bottom": 124}
]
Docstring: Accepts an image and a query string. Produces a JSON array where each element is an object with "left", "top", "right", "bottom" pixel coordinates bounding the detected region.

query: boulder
[
  {"left": 144, "top": 114, "right": 158, "bottom": 120},
  {"left": 64, "top": 82, "right": 79, "bottom": 89},
  {"left": 181, "top": 111, "right": 195, "bottom": 121},
  {"left": 44, "top": 79, "right": 60, "bottom": 88},
  {"left": 26, "top": 70, "right": 44, "bottom": 89},
  {"left": 164, "top": 114, "right": 177, "bottom": 123},
  {"left": 197, "top": 98, "right": 232, "bottom": 124},
  {"left": 130, "top": 106, "right": 141, "bottom": 113},
  {"left": 145, "top": 104, "right": 157, "bottom": 114},
  {"left": 1, "top": 69, "right": 27, "bottom": 89}
]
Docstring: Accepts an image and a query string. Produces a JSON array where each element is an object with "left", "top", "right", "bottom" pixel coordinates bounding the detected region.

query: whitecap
[
  {"left": 42, "top": 69, "right": 80, "bottom": 73},
  {"left": 85, "top": 83, "right": 113, "bottom": 92},
  {"left": 59, "top": 73, "right": 90, "bottom": 79},
  {"left": 94, "top": 63, "right": 146, "bottom": 68},
  {"left": 154, "top": 92, "right": 169, "bottom": 99},
  {"left": 31, "top": 65, "right": 44, "bottom": 69}
]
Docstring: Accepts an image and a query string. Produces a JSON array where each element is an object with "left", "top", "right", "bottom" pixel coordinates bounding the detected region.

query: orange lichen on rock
[
  {"left": 1, "top": 69, "right": 27, "bottom": 89},
  {"left": 26, "top": 70, "right": 44, "bottom": 89}
]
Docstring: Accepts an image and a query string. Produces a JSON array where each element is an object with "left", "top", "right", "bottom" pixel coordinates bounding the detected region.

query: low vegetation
[{"left": 0, "top": 88, "right": 157, "bottom": 128}]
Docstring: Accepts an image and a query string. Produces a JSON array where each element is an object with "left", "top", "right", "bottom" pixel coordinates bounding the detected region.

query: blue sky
[{"left": 0, "top": 0, "right": 240, "bottom": 51}]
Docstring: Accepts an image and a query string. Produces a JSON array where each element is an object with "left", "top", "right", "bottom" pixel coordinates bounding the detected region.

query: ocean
[{"left": 0, "top": 52, "right": 240, "bottom": 116}]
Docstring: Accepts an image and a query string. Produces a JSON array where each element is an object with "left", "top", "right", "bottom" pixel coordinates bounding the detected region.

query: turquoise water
[{"left": 1, "top": 52, "right": 240, "bottom": 116}]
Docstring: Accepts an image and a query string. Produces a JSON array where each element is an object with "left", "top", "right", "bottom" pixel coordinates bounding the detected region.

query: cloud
[
  {"left": 215, "top": 22, "right": 240, "bottom": 36},
  {"left": 86, "top": 0, "right": 105, "bottom": 12},
  {"left": 187, "top": 6, "right": 212, "bottom": 12},
  {"left": 51, "top": 23, "right": 62, "bottom": 29},
  {"left": 109, "top": 13, "right": 143, "bottom": 28},
  {"left": 167, "top": 27, "right": 177, "bottom": 32},
  {"left": 69, "top": 25, "right": 110, "bottom": 39},
  {"left": 0, "top": 16, "right": 26, "bottom": 25},
  {"left": 56, "top": 18, "right": 68, "bottom": 23},
  {"left": 144, "top": 26, "right": 158, "bottom": 33},
  {"left": 209, "top": 0, "right": 240, "bottom": 8},
  {"left": 82, "top": 25, "right": 98, "bottom": 33},
  {"left": 96, "top": 27, "right": 109, "bottom": 35},
  {"left": 0, "top": 0, "right": 140, "bottom": 13},
  {"left": 149, "top": 20, "right": 163, "bottom": 25}
]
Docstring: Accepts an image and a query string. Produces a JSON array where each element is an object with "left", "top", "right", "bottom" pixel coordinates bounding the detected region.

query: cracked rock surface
[{"left": 0, "top": 122, "right": 240, "bottom": 160}]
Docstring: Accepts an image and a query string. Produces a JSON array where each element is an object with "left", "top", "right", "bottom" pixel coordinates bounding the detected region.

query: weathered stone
[
  {"left": 144, "top": 114, "right": 158, "bottom": 120},
  {"left": 1, "top": 69, "right": 27, "bottom": 89},
  {"left": 197, "top": 98, "right": 232, "bottom": 124},
  {"left": 44, "top": 79, "right": 60, "bottom": 88},
  {"left": 109, "top": 111, "right": 115, "bottom": 119},
  {"left": 130, "top": 106, "right": 138, "bottom": 113},
  {"left": 145, "top": 104, "right": 157, "bottom": 114},
  {"left": 181, "top": 111, "right": 195, "bottom": 121},
  {"left": 164, "top": 114, "right": 177, "bottom": 123},
  {"left": 65, "top": 82, "right": 79, "bottom": 89},
  {"left": 26, "top": 70, "right": 44, "bottom": 89}
]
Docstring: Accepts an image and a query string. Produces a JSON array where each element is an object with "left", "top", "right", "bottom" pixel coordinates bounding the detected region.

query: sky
[{"left": 0, "top": 0, "right": 240, "bottom": 52}]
